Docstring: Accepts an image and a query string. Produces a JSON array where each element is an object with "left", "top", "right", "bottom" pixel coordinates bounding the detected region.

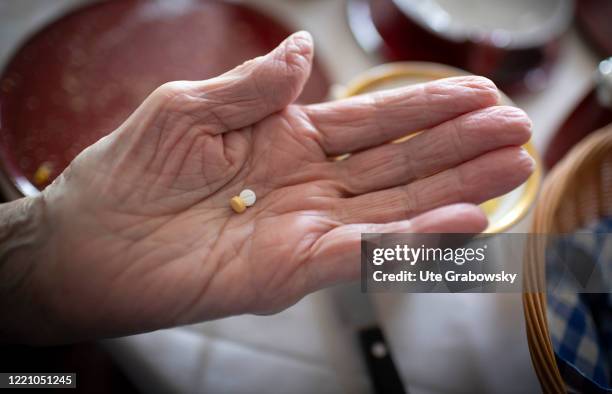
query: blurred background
[{"left": 0, "top": 1, "right": 610, "bottom": 393}]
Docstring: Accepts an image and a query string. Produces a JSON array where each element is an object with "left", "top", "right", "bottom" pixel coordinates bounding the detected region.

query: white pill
[{"left": 239, "top": 189, "right": 256, "bottom": 207}]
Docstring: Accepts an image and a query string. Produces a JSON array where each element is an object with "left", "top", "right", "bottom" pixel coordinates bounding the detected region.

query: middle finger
[{"left": 335, "top": 105, "right": 532, "bottom": 195}]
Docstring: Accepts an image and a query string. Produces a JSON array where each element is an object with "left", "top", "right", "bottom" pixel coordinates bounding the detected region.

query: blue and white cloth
[{"left": 546, "top": 217, "right": 612, "bottom": 393}]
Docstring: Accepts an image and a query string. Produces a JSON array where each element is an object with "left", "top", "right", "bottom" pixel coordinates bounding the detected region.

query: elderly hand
[{"left": 5, "top": 32, "right": 533, "bottom": 343}]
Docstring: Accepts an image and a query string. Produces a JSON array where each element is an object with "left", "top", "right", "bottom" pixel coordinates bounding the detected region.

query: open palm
[{"left": 36, "top": 32, "right": 533, "bottom": 342}]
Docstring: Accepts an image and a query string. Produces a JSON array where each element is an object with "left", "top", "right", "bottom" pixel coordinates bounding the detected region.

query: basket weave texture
[{"left": 523, "top": 124, "right": 612, "bottom": 393}]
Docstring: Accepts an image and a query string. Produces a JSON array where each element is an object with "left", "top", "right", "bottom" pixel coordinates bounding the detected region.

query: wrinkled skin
[{"left": 25, "top": 32, "right": 533, "bottom": 342}]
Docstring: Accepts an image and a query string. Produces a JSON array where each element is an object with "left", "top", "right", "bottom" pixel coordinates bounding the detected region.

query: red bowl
[
  {"left": 0, "top": 0, "right": 330, "bottom": 199},
  {"left": 348, "top": 0, "right": 573, "bottom": 94}
]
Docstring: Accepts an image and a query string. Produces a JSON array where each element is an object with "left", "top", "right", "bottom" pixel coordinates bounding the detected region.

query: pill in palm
[
  {"left": 230, "top": 196, "right": 246, "bottom": 213},
  {"left": 230, "top": 189, "right": 256, "bottom": 213},
  {"left": 239, "top": 189, "right": 256, "bottom": 207}
]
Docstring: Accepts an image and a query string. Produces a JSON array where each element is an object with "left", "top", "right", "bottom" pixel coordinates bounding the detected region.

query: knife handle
[{"left": 358, "top": 326, "right": 407, "bottom": 394}]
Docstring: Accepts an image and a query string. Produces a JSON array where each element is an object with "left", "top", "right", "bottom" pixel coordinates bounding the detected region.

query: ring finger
[{"left": 333, "top": 146, "right": 535, "bottom": 224}]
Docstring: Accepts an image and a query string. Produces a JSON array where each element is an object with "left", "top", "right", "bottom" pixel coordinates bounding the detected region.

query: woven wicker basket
[{"left": 523, "top": 124, "right": 612, "bottom": 393}]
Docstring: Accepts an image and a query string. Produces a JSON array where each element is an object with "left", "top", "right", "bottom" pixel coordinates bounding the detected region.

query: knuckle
[
  {"left": 399, "top": 187, "right": 416, "bottom": 218},
  {"left": 154, "top": 81, "right": 186, "bottom": 99},
  {"left": 151, "top": 81, "right": 194, "bottom": 113}
]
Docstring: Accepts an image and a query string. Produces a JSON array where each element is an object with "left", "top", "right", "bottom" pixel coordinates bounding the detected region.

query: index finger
[{"left": 303, "top": 76, "right": 500, "bottom": 155}]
